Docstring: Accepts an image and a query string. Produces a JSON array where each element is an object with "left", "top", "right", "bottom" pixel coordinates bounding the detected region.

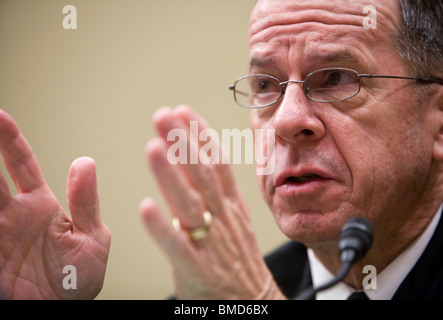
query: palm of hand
[
  {"left": 0, "top": 187, "right": 109, "bottom": 299},
  {"left": 0, "top": 110, "right": 111, "bottom": 300}
]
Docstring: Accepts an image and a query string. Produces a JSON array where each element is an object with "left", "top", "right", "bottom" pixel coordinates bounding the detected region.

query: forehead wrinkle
[
  {"left": 249, "top": 5, "right": 365, "bottom": 43},
  {"left": 250, "top": 17, "right": 363, "bottom": 49},
  {"left": 249, "top": 7, "right": 401, "bottom": 76},
  {"left": 249, "top": 26, "right": 368, "bottom": 65},
  {"left": 249, "top": 1, "right": 400, "bottom": 51}
]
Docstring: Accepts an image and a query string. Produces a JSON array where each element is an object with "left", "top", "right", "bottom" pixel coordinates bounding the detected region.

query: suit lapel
[
  {"left": 266, "top": 208, "right": 443, "bottom": 299},
  {"left": 392, "top": 209, "right": 443, "bottom": 299},
  {"left": 265, "top": 240, "right": 312, "bottom": 299}
]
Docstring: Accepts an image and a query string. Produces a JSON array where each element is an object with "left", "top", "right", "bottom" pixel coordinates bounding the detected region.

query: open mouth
[{"left": 285, "top": 174, "right": 321, "bottom": 184}]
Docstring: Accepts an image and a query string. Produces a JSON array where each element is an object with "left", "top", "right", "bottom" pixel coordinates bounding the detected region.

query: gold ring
[{"left": 172, "top": 211, "right": 213, "bottom": 241}]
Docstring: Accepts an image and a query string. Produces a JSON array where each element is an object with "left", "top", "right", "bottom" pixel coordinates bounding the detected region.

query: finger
[
  {"left": 0, "top": 110, "right": 46, "bottom": 193},
  {"left": 66, "top": 157, "right": 102, "bottom": 233},
  {"left": 172, "top": 105, "right": 240, "bottom": 199},
  {"left": 174, "top": 106, "right": 253, "bottom": 221},
  {"left": 152, "top": 106, "right": 225, "bottom": 215},
  {"left": 140, "top": 196, "right": 237, "bottom": 272},
  {"left": 139, "top": 197, "right": 191, "bottom": 265},
  {"left": 173, "top": 105, "right": 228, "bottom": 165},
  {"left": 146, "top": 137, "right": 206, "bottom": 230},
  {"left": 0, "top": 170, "right": 12, "bottom": 209}
]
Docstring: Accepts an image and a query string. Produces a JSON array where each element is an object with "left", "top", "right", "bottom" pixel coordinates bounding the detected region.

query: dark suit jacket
[{"left": 265, "top": 211, "right": 443, "bottom": 300}]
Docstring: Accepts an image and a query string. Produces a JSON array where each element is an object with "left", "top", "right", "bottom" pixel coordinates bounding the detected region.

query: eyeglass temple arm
[{"left": 359, "top": 74, "right": 443, "bottom": 85}]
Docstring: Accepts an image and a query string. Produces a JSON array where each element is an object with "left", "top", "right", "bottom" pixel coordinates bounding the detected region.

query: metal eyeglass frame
[{"left": 229, "top": 67, "right": 443, "bottom": 108}]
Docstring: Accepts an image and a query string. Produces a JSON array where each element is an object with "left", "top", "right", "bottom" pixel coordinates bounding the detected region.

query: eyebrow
[
  {"left": 306, "top": 50, "right": 355, "bottom": 63},
  {"left": 249, "top": 57, "right": 275, "bottom": 69},
  {"left": 249, "top": 50, "right": 366, "bottom": 72}
]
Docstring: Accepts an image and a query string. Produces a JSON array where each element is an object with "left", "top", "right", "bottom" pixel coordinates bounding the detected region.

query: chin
[{"left": 274, "top": 209, "right": 344, "bottom": 245}]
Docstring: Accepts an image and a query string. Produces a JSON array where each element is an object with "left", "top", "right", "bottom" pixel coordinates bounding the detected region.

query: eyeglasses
[{"left": 229, "top": 67, "right": 443, "bottom": 108}]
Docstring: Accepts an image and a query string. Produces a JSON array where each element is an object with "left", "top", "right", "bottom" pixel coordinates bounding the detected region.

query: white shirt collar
[{"left": 308, "top": 206, "right": 442, "bottom": 300}]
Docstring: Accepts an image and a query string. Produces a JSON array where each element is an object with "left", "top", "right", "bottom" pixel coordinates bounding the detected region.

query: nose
[{"left": 273, "top": 83, "right": 325, "bottom": 144}]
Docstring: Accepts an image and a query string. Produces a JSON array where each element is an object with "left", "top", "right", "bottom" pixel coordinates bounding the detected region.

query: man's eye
[
  {"left": 252, "top": 79, "right": 273, "bottom": 93},
  {"left": 322, "top": 71, "right": 355, "bottom": 87},
  {"left": 259, "top": 81, "right": 268, "bottom": 91},
  {"left": 327, "top": 72, "right": 342, "bottom": 85}
]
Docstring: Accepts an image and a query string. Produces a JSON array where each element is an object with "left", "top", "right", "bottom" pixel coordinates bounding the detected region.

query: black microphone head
[
  {"left": 296, "top": 217, "right": 374, "bottom": 300},
  {"left": 339, "top": 217, "right": 374, "bottom": 264}
]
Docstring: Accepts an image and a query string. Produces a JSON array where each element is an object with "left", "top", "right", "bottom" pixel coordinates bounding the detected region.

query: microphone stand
[
  {"left": 295, "top": 217, "right": 374, "bottom": 300},
  {"left": 295, "top": 261, "right": 352, "bottom": 300}
]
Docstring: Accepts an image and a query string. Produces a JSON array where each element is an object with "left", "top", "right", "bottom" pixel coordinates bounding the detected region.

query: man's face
[{"left": 249, "top": 0, "right": 436, "bottom": 245}]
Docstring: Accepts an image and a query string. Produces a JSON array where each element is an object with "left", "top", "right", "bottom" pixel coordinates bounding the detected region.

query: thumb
[{"left": 67, "top": 156, "right": 102, "bottom": 233}]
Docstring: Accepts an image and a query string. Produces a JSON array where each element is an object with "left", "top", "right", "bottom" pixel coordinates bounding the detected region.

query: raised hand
[
  {"left": 139, "top": 105, "right": 285, "bottom": 300},
  {"left": 0, "top": 110, "right": 111, "bottom": 299}
]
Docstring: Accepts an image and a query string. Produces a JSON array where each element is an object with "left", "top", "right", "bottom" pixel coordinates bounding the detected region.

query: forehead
[{"left": 248, "top": 0, "right": 400, "bottom": 71}]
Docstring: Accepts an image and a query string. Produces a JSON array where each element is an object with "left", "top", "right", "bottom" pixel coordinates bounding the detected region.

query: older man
[
  {"left": 140, "top": 0, "right": 443, "bottom": 300},
  {"left": 1, "top": 0, "right": 442, "bottom": 300}
]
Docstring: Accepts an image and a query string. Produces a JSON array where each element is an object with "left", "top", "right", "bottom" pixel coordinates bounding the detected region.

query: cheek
[
  {"left": 341, "top": 108, "right": 433, "bottom": 220},
  {"left": 250, "top": 110, "right": 262, "bottom": 131},
  {"left": 251, "top": 115, "right": 275, "bottom": 202},
  {"left": 372, "top": 122, "right": 432, "bottom": 190},
  {"left": 255, "top": 174, "right": 269, "bottom": 204},
  {"left": 337, "top": 132, "right": 376, "bottom": 213}
]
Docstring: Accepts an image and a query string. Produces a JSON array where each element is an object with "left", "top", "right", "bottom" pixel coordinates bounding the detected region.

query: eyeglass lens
[{"left": 234, "top": 68, "right": 361, "bottom": 107}]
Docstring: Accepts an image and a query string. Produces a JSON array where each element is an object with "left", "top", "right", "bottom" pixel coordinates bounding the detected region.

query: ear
[{"left": 432, "top": 86, "right": 443, "bottom": 161}]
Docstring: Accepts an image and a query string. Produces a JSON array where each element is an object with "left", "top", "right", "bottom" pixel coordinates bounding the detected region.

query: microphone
[{"left": 295, "top": 217, "right": 374, "bottom": 300}]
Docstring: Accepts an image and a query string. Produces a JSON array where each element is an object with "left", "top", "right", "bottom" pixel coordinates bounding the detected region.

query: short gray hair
[{"left": 395, "top": 0, "right": 443, "bottom": 97}]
